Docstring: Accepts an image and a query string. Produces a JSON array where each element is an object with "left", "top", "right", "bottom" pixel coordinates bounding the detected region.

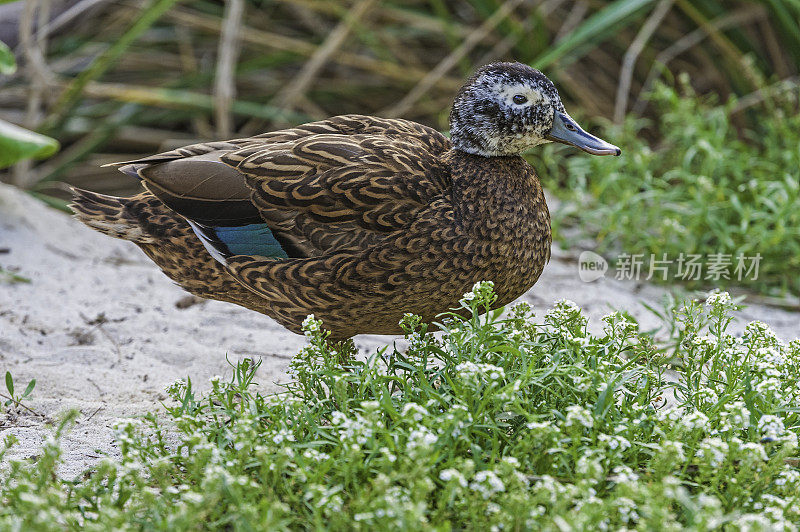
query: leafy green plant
[
  {"left": 1, "top": 284, "right": 798, "bottom": 529},
  {"left": 0, "top": 267, "right": 31, "bottom": 284},
  {"left": 0, "top": 43, "right": 59, "bottom": 169},
  {"left": 533, "top": 76, "right": 800, "bottom": 296},
  {"left": 0, "top": 39, "right": 15, "bottom": 75},
  {"left": 2, "top": 371, "right": 36, "bottom": 410},
  {"left": 0, "top": 119, "right": 60, "bottom": 170}
]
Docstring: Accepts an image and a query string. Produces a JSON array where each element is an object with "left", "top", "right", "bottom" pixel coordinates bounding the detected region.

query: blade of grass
[
  {"left": 78, "top": 81, "right": 310, "bottom": 124},
  {"left": 532, "top": 0, "right": 654, "bottom": 70},
  {"left": 34, "top": 103, "right": 139, "bottom": 185},
  {"left": 164, "top": 6, "right": 462, "bottom": 92},
  {"left": 762, "top": 0, "right": 800, "bottom": 65},
  {"left": 631, "top": 6, "right": 765, "bottom": 115},
  {"left": 28, "top": 190, "right": 71, "bottom": 213},
  {"left": 0, "top": 267, "right": 31, "bottom": 284},
  {"left": 429, "top": 0, "right": 473, "bottom": 76},
  {"left": 0, "top": 118, "right": 59, "bottom": 169},
  {"left": 213, "top": 0, "right": 245, "bottom": 137},
  {"left": 0, "top": 39, "right": 15, "bottom": 74}
]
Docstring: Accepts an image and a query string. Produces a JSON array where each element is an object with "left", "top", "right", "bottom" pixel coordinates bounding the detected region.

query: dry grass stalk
[
  {"left": 271, "top": 0, "right": 376, "bottom": 119},
  {"left": 631, "top": 5, "right": 766, "bottom": 115},
  {"left": 214, "top": 0, "right": 245, "bottom": 137},
  {"left": 614, "top": 0, "right": 674, "bottom": 123},
  {"left": 382, "top": 0, "right": 527, "bottom": 118}
]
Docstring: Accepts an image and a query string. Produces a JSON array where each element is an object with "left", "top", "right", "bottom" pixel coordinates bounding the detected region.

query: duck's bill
[{"left": 546, "top": 112, "right": 621, "bottom": 156}]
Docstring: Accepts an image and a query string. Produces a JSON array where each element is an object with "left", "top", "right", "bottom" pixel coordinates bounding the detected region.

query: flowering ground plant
[{"left": 1, "top": 283, "right": 798, "bottom": 530}]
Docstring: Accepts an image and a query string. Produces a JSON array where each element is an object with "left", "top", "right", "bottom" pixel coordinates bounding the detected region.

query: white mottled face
[
  {"left": 492, "top": 82, "right": 554, "bottom": 152},
  {"left": 449, "top": 62, "right": 567, "bottom": 156},
  {"left": 495, "top": 83, "right": 548, "bottom": 109}
]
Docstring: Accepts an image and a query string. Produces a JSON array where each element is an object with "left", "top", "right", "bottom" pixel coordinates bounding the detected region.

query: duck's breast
[{"left": 448, "top": 151, "right": 552, "bottom": 305}]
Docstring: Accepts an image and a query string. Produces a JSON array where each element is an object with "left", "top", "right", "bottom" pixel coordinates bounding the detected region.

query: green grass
[
  {"left": 532, "top": 76, "right": 800, "bottom": 296},
  {"left": 2, "top": 284, "right": 799, "bottom": 529}
]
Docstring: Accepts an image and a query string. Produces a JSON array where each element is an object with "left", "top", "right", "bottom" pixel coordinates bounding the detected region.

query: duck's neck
[
  {"left": 450, "top": 133, "right": 495, "bottom": 157},
  {"left": 450, "top": 122, "right": 515, "bottom": 157},
  {"left": 449, "top": 149, "right": 536, "bottom": 189},
  {"left": 448, "top": 149, "right": 548, "bottom": 231}
]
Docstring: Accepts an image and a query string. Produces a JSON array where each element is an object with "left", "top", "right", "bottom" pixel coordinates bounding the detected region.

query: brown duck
[{"left": 71, "top": 62, "right": 619, "bottom": 341}]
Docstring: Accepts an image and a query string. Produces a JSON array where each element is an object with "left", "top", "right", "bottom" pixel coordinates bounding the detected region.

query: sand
[{"left": 1, "top": 182, "right": 797, "bottom": 478}]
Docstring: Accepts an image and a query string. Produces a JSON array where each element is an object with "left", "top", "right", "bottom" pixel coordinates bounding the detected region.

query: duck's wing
[
  {"left": 223, "top": 117, "right": 452, "bottom": 256},
  {"left": 109, "top": 115, "right": 451, "bottom": 262}
]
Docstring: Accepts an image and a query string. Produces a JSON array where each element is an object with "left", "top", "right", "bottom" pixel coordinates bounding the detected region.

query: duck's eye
[{"left": 512, "top": 94, "right": 528, "bottom": 105}]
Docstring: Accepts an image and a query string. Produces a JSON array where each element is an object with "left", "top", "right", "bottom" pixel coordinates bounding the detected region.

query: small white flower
[
  {"left": 469, "top": 470, "right": 505, "bottom": 499},
  {"left": 598, "top": 433, "right": 631, "bottom": 452},
  {"left": 602, "top": 312, "right": 638, "bottom": 338},
  {"left": 612, "top": 497, "right": 639, "bottom": 524},
  {"left": 564, "top": 405, "right": 594, "bottom": 429},
  {"left": 472, "top": 280, "right": 494, "bottom": 292},
  {"left": 439, "top": 468, "right": 467, "bottom": 488},
  {"left": 454, "top": 362, "right": 505, "bottom": 386},
  {"left": 166, "top": 378, "right": 187, "bottom": 396},
  {"left": 526, "top": 421, "right": 551, "bottom": 430},
  {"left": 758, "top": 415, "right": 785, "bottom": 438},
  {"left": 739, "top": 442, "right": 768, "bottom": 462},
  {"left": 705, "top": 290, "right": 732, "bottom": 308},
  {"left": 407, "top": 428, "right": 437, "bottom": 451},
  {"left": 576, "top": 455, "right": 603, "bottom": 478},
  {"left": 719, "top": 401, "right": 750, "bottom": 432},
  {"left": 271, "top": 429, "right": 295, "bottom": 445},
  {"left": 661, "top": 440, "right": 686, "bottom": 462},
  {"left": 775, "top": 469, "right": 800, "bottom": 488},
  {"left": 681, "top": 411, "right": 710, "bottom": 432},
  {"left": 301, "top": 314, "right": 322, "bottom": 336},
  {"left": 697, "top": 437, "right": 729, "bottom": 468},
  {"left": 361, "top": 400, "right": 380, "bottom": 411},
  {"left": 692, "top": 335, "right": 718, "bottom": 349},
  {"left": 610, "top": 465, "right": 639, "bottom": 484},
  {"left": 401, "top": 403, "right": 429, "bottom": 421},
  {"left": 379, "top": 447, "right": 397, "bottom": 463}
]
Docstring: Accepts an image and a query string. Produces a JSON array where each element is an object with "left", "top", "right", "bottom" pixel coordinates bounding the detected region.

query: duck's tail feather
[
  {"left": 70, "top": 187, "right": 271, "bottom": 311},
  {"left": 69, "top": 187, "right": 157, "bottom": 244}
]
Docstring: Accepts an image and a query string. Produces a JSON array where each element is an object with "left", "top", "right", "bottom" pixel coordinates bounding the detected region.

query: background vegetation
[{"left": 1, "top": 0, "right": 798, "bottom": 296}]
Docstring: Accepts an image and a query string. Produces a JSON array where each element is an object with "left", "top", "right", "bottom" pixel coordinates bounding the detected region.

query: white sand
[{"left": 1, "top": 182, "right": 797, "bottom": 477}]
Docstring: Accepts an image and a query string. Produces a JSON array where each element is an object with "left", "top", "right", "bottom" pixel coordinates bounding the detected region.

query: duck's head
[{"left": 449, "top": 62, "right": 620, "bottom": 157}]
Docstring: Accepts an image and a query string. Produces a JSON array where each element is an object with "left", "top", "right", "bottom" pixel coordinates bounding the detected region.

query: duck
[{"left": 71, "top": 62, "right": 619, "bottom": 341}]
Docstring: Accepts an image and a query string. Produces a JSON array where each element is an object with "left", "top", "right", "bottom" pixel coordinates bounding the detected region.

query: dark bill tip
[{"left": 546, "top": 112, "right": 621, "bottom": 156}]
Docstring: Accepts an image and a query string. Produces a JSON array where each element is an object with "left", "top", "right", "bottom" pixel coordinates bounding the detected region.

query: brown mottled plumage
[{"left": 71, "top": 62, "right": 619, "bottom": 341}]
